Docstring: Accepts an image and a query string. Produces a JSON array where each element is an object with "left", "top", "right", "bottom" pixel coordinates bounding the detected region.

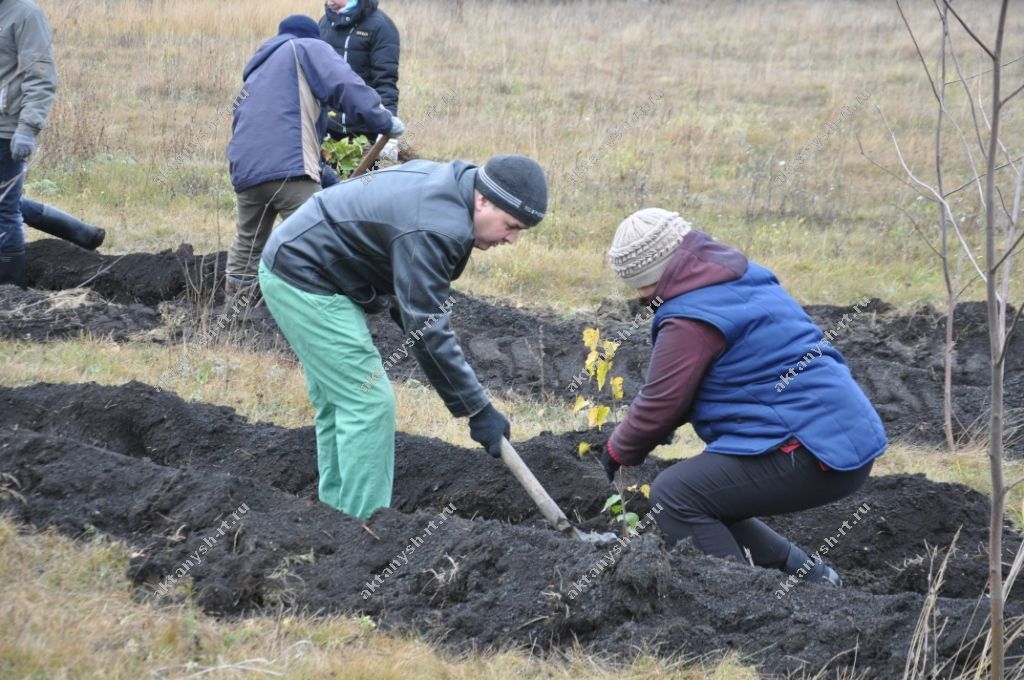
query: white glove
[
  {"left": 381, "top": 138, "right": 400, "bottom": 162},
  {"left": 388, "top": 115, "right": 406, "bottom": 137}
]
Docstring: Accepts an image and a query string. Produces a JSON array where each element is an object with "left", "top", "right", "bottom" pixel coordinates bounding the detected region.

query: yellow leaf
[
  {"left": 573, "top": 395, "right": 590, "bottom": 414},
  {"left": 640, "top": 484, "right": 651, "bottom": 499},
  {"left": 588, "top": 405, "right": 610, "bottom": 429},
  {"left": 582, "top": 328, "right": 600, "bottom": 351},
  {"left": 601, "top": 339, "right": 620, "bottom": 359},
  {"left": 578, "top": 442, "right": 591, "bottom": 457},
  {"left": 596, "top": 359, "right": 610, "bottom": 391},
  {"left": 611, "top": 376, "right": 624, "bottom": 400},
  {"left": 584, "top": 350, "right": 600, "bottom": 376}
]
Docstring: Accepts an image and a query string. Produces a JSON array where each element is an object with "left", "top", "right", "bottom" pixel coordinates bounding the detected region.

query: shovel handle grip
[
  {"left": 351, "top": 134, "right": 391, "bottom": 178},
  {"left": 499, "top": 437, "right": 580, "bottom": 538}
]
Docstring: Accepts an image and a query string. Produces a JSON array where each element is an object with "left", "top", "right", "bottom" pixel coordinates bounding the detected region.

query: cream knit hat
[{"left": 608, "top": 209, "right": 691, "bottom": 288}]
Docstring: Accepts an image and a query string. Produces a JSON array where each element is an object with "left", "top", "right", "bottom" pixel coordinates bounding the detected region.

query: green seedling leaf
[
  {"left": 616, "top": 512, "right": 640, "bottom": 534},
  {"left": 602, "top": 494, "right": 622, "bottom": 513},
  {"left": 321, "top": 134, "right": 369, "bottom": 177},
  {"left": 623, "top": 512, "right": 640, "bottom": 531}
]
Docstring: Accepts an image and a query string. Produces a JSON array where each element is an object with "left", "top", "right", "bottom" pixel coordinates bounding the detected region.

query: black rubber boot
[
  {"left": 21, "top": 198, "right": 106, "bottom": 250},
  {"left": 0, "top": 249, "right": 26, "bottom": 288},
  {"left": 783, "top": 544, "right": 843, "bottom": 587}
]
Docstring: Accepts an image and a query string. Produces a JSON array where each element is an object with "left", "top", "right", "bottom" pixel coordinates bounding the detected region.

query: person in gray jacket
[
  {"left": 259, "top": 155, "right": 547, "bottom": 519},
  {"left": 0, "top": 0, "right": 57, "bottom": 287}
]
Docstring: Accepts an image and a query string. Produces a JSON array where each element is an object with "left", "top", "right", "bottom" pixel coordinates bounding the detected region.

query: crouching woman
[{"left": 601, "top": 208, "right": 886, "bottom": 588}]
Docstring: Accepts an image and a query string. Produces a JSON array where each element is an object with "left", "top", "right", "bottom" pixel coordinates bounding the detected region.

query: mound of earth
[
  {"left": 1, "top": 381, "right": 1020, "bottom": 676},
  {"left": 25, "top": 239, "right": 225, "bottom": 305},
  {"left": 18, "top": 240, "right": 1024, "bottom": 454},
  {"left": 0, "top": 285, "right": 162, "bottom": 341}
]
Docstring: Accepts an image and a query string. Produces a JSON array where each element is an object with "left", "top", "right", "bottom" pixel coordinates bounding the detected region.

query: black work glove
[
  {"left": 469, "top": 403, "right": 510, "bottom": 458},
  {"left": 388, "top": 303, "right": 405, "bottom": 332},
  {"left": 600, "top": 443, "right": 621, "bottom": 483}
]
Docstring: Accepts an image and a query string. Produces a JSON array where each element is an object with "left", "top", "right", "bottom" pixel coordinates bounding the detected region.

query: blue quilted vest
[{"left": 652, "top": 262, "right": 886, "bottom": 470}]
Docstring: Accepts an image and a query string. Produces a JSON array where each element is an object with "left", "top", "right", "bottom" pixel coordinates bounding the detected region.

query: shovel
[
  {"left": 350, "top": 134, "right": 391, "bottom": 178},
  {"left": 499, "top": 437, "right": 616, "bottom": 544}
]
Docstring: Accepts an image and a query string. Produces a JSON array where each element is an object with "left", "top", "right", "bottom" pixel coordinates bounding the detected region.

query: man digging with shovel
[{"left": 259, "top": 154, "right": 547, "bottom": 519}]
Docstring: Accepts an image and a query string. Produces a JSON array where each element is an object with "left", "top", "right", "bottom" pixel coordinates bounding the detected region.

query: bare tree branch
[
  {"left": 997, "top": 186, "right": 1014, "bottom": 226},
  {"left": 875, "top": 105, "right": 989, "bottom": 284},
  {"left": 975, "top": 64, "right": 1023, "bottom": 174},
  {"left": 947, "top": 20, "right": 991, "bottom": 161},
  {"left": 899, "top": 0, "right": 940, "bottom": 101},
  {"left": 992, "top": 227, "right": 1024, "bottom": 273},
  {"left": 1006, "top": 472, "right": 1024, "bottom": 493},
  {"left": 897, "top": 203, "right": 944, "bottom": 258},
  {"left": 956, "top": 272, "right": 981, "bottom": 300},
  {"left": 945, "top": 53, "right": 1024, "bottom": 85},
  {"left": 1001, "top": 81, "right": 1024, "bottom": 107},
  {"left": 998, "top": 300, "right": 1024, "bottom": 366},
  {"left": 857, "top": 134, "right": 933, "bottom": 198},
  {"left": 943, "top": 0, "right": 995, "bottom": 60},
  {"left": 944, "top": 155, "right": 1024, "bottom": 198}
]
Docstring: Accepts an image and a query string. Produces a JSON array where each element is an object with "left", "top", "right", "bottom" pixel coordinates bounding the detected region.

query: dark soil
[
  {"left": 16, "top": 238, "right": 1024, "bottom": 454},
  {"left": 25, "top": 239, "right": 225, "bottom": 305},
  {"left": 0, "top": 285, "right": 162, "bottom": 341},
  {"left": 1, "top": 381, "right": 1020, "bottom": 677}
]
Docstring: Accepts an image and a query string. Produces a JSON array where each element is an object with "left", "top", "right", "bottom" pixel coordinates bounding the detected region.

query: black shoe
[
  {"left": 0, "top": 250, "right": 27, "bottom": 288},
  {"left": 87, "top": 227, "right": 105, "bottom": 250},
  {"left": 783, "top": 544, "right": 843, "bottom": 588},
  {"left": 22, "top": 199, "right": 105, "bottom": 251}
]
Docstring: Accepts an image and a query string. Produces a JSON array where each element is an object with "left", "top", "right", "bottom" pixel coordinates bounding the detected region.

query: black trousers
[{"left": 649, "top": 445, "right": 872, "bottom": 568}]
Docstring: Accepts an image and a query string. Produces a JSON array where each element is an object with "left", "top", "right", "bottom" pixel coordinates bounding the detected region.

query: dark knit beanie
[
  {"left": 475, "top": 155, "right": 548, "bottom": 227},
  {"left": 279, "top": 15, "right": 320, "bottom": 40}
]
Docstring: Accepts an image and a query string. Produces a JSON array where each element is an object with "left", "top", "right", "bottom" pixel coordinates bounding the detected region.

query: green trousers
[{"left": 258, "top": 262, "right": 396, "bottom": 519}]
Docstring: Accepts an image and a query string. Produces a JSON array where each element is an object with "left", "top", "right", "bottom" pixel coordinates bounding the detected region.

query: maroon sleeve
[{"left": 608, "top": 318, "right": 725, "bottom": 466}]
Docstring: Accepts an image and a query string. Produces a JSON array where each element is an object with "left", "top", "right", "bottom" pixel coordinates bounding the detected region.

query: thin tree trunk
[
  {"left": 986, "top": 2, "right": 1010, "bottom": 675},
  {"left": 937, "top": 5, "right": 956, "bottom": 453}
]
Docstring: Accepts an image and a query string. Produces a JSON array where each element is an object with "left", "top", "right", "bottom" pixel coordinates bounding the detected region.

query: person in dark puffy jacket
[
  {"left": 225, "top": 14, "right": 404, "bottom": 297},
  {"left": 319, "top": 0, "right": 400, "bottom": 143},
  {"left": 600, "top": 208, "right": 886, "bottom": 591}
]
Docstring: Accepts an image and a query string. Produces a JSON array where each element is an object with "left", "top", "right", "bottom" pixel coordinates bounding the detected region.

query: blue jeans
[{"left": 0, "top": 139, "right": 25, "bottom": 254}]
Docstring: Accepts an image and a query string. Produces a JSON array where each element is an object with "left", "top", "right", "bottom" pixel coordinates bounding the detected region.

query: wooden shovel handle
[
  {"left": 350, "top": 134, "right": 391, "bottom": 178},
  {"left": 499, "top": 437, "right": 582, "bottom": 539}
]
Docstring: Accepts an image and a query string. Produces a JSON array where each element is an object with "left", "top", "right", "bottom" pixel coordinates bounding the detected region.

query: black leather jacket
[
  {"left": 319, "top": 0, "right": 399, "bottom": 138},
  {"left": 261, "top": 160, "right": 488, "bottom": 418}
]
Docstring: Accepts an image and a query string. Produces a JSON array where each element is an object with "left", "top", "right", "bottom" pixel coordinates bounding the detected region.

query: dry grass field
[
  {"left": 28, "top": 0, "right": 1024, "bottom": 310},
  {"left": 3, "top": 0, "right": 1024, "bottom": 677}
]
